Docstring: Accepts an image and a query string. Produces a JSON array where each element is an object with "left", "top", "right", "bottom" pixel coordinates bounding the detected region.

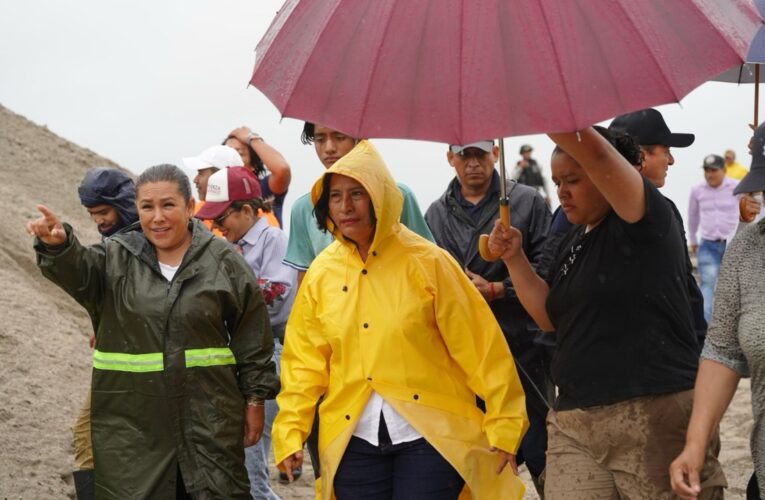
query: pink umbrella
[{"left": 251, "top": 0, "right": 761, "bottom": 146}]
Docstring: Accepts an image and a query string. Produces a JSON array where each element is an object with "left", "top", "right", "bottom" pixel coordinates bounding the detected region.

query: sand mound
[
  {"left": 0, "top": 103, "right": 122, "bottom": 498},
  {"left": 0, "top": 103, "right": 754, "bottom": 498}
]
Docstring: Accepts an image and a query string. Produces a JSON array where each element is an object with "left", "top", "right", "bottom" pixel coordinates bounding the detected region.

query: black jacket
[{"left": 425, "top": 172, "right": 551, "bottom": 355}]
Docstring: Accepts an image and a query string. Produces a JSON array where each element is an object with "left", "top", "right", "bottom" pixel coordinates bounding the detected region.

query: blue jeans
[
  {"left": 245, "top": 339, "right": 282, "bottom": 500},
  {"left": 334, "top": 436, "right": 464, "bottom": 500},
  {"left": 697, "top": 239, "right": 727, "bottom": 323}
]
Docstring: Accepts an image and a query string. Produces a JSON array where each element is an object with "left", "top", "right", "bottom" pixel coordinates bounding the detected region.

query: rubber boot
[{"left": 73, "top": 469, "right": 95, "bottom": 500}]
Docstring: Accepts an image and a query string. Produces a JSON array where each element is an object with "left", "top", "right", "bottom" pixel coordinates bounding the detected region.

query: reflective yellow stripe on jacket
[{"left": 93, "top": 348, "right": 236, "bottom": 372}]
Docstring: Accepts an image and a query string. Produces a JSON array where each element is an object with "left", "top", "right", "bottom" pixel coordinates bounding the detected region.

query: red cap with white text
[{"left": 194, "top": 167, "right": 262, "bottom": 220}]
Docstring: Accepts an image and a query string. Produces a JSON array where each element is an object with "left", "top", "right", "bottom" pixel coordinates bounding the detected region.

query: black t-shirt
[{"left": 545, "top": 178, "right": 699, "bottom": 410}]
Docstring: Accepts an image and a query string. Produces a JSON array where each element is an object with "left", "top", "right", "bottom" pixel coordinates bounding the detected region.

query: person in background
[
  {"left": 723, "top": 149, "right": 748, "bottom": 181},
  {"left": 512, "top": 144, "right": 551, "bottom": 207},
  {"left": 425, "top": 140, "right": 551, "bottom": 497},
  {"left": 608, "top": 107, "right": 707, "bottom": 349},
  {"left": 284, "top": 122, "right": 434, "bottom": 285},
  {"left": 670, "top": 123, "right": 765, "bottom": 499},
  {"left": 488, "top": 126, "right": 725, "bottom": 498},
  {"left": 688, "top": 154, "right": 740, "bottom": 323},
  {"left": 273, "top": 140, "right": 528, "bottom": 500},
  {"left": 224, "top": 126, "right": 291, "bottom": 227},
  {"left": 70, "top": 167, "right": 139, "bottom": 499},
  {"left": 183, "top": 144, "right": 245, "bottom": 236},
  {"left": 28, "top": 164, "right": 278, "bottom": 498},
  {"left": 78, "top": 168, "right": 139, "bottom": 237},
  {"left": 196, "top": 166, "right": 297, "bottom": 499}
]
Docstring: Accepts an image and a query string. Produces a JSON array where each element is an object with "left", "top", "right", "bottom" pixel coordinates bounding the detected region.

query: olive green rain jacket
[
  {"left": 272, "top": 141, "right": 528, "bottom": 499},
  {"left": 35, "top": 220, "right": 278, "bottom": 499}
]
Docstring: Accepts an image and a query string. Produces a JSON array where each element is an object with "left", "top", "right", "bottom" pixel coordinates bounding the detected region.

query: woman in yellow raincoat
[{"left": 272, "top": 140, "right": 528, "bottom": 499}]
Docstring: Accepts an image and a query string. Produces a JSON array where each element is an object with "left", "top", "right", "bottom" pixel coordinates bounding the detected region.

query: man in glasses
[
  {"left": 424, "top": 140, "right": 552, "bottom": 497},
  {"left": 688, "top": 154, "right": 740, "bottom": 323}
]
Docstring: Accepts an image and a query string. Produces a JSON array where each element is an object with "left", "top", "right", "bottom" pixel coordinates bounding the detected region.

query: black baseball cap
[
  {"left": 608, "top": 108, "right": 695, "bottom": 148},
  {"left": 702, "top": 154, "right": 725, "bottom": 170}
]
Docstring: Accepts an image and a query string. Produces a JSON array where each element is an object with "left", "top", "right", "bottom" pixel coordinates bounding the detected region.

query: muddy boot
[{"left": 73, "top": 469, "right": 94, "bottom": 500}]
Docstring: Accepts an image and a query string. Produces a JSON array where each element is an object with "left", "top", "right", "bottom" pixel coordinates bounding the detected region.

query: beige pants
[
  {"left": 73, "top": 391, "right": 93, "bottom": 470},
  {"left": 544, "top": 390, "right": 726, "bottom": 499}
]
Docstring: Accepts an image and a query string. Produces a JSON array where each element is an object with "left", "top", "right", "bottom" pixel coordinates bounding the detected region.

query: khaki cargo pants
[
  {"left": 73, "top": 391, "right": 93, "bottom": 470},
  {"left": 544, "top": 390, "right": 726, "bottom": 499}
]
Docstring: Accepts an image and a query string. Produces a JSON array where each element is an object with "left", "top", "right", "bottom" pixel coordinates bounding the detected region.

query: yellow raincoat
[{"left": 272, "top": 140, "right": 528, "bottom": 499}]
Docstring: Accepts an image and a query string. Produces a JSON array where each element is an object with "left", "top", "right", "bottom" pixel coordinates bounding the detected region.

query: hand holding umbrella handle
[
  {"left": 479, "top": 201, "right": 510, "bottom": 262},
  {"left": 740, "top": 193, "right": 761, "bottom": 223}
]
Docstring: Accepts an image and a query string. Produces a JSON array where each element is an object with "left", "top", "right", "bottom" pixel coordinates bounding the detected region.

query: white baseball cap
[{"left": 182, "top": 145, "right": 244, "bottom": 172}]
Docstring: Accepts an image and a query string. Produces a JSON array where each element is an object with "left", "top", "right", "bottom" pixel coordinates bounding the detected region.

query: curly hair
[{"left": 553, "top": 125, "right": 642, "bottom": 166}]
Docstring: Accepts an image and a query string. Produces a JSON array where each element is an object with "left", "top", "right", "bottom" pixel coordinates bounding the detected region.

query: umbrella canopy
[{"left": 251, "top": 0, "right": 761, "bottom": 145}]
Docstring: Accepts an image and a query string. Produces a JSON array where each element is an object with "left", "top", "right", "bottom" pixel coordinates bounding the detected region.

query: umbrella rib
[
  {"left": 355, "top": 1, "right": 400, "bottom": 136},
  {"left": 536, "top": 1, "right": 578, "bottom": 132}
]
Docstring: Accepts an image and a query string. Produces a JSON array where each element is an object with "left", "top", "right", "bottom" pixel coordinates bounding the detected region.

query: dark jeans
[{"left": 334, "top": 434, "right": 464, "bottom": 500}]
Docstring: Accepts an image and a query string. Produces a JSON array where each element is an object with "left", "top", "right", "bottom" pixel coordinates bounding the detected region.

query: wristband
[{"left": 487, "top": 283, "right": 496, "bottom": 302}]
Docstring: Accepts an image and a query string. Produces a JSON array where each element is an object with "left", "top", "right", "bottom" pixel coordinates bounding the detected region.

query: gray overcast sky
[{"left": 0, "top": 0, "right": 759, "bottom": 231}]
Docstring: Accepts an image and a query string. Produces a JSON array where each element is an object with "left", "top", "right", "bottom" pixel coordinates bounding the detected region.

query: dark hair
[
  {"left": 222, "top": 136, "right": 266, "bottom": 178},
  {"left": 229, "top": 198, "right": 273, "bottom": 215},
  {"left": 136, "top": 164, "right": 192, "bottom": 202},
  {"left": 301, "top": 122, "right": 315, "bottom": 145},
  {"left": 313, "top": 173, "right": 376, "bottom": 233},
  {"left": 552, "top": 125, "right": 642, "bottom": 166}
]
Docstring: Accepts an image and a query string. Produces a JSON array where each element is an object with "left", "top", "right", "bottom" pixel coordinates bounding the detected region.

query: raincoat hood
[
  {"left": 310, "top": 140, "right": 403, "bottom": 252},
  {"left": 78, "top": 167, "right": 139, "bottom": 236}
]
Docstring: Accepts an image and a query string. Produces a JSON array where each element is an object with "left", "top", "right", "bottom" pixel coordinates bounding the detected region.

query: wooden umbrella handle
[{"left": 478, "top": 202, "right": 510, "bottom": 262}]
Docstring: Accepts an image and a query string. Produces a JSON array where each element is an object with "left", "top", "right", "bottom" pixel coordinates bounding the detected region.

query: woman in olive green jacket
[{"left": 28, "top": 164, "right": 278, "bottom": 499}]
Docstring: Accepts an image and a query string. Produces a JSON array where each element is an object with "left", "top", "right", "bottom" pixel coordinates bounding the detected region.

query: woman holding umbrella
[
  {"left": 272, "top": 140, "right": 529, "bottom": 499},
  {"left": 488, "top": 126, "right": 725, "bottom": 498}
]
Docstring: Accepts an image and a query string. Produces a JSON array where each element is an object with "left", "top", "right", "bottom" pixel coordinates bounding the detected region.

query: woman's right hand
[
  {"left": 277, "top": 450, "right": 304, "bottom": 482},
  {"left": 487, "top": 219, "right": 523, "bottom": 263},
  {"left": 669, "top": 443, "right": 707, "bottom": 499},
  {"left": 26, "top": 205, "right": 66, "bottom": 247}
]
